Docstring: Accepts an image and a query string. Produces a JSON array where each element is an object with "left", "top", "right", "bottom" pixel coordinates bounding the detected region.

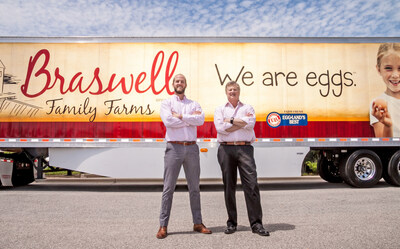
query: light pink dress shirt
[
  {"left": 214, "top": 101, "right": 256, "bottom": 143},
  {"left": 160, "top": 95, "right": 205, "bottom": 141}
]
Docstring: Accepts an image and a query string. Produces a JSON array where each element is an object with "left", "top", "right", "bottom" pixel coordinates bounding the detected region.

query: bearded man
[{"left": 156, "top": 74, "right": 212, "bottom": 239}]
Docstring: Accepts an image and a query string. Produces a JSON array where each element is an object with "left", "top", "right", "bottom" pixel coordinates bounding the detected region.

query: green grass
[
  {"left": 43, "top": 167, "right": 81, "bottom": 176},
  {"left": 302, "top": 160, "right": 318, "bottom": 176}
]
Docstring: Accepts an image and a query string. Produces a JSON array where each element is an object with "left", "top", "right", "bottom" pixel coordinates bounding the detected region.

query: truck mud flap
[{"left": 0, "top": 159, "right": 13, "bottom": 186}]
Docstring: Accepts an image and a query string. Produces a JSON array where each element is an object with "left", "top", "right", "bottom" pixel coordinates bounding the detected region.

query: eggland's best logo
[
  {"left": 267, "top": 112, "right": 308, "bottom": 128},
  {"left": 267, "top": 112, "right": 281, "bottom": 127}
]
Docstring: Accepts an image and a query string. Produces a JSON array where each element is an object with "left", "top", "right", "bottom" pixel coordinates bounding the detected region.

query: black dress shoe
[
  {"left": 251, "top": 224, "right": 270, "bottom": 236},
  {"left": 224, "top": 225, "right": 237, "bottom": 234}
]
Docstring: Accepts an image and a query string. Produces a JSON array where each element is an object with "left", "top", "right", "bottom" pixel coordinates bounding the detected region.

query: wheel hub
[{"left": 354, "top": 157, "right": 376, "bottom": 181}]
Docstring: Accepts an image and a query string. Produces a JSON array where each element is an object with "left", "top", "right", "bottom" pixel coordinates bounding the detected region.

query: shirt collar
[
  {"left": 225, "top": 100, "right": 243, "bottom": 108},
  {"left": 174, "top": 94, "right": 187, "bottom": 102}
]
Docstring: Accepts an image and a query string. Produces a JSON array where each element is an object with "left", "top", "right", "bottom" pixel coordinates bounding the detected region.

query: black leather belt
[{"left": 220, "top": 141, "right": 251, "bottom": 145}]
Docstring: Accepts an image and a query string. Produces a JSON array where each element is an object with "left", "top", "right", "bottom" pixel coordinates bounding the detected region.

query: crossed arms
[
  {"left": 214, "top": 105, "right": 256, "bottom": 135},
  {"left": 160, "top": 100, "right": 205, "bottom": 128}
]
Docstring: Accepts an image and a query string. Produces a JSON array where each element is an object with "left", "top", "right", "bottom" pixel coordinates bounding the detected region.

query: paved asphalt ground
[{"left": 1, "top": 177, "right": 400, "bottom": 249}]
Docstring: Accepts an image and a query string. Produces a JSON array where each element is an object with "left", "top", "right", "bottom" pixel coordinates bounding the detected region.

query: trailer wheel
[
  {"left": 317, "top": 156, "right": 343, "bottom": 183},
  {"left": 339, "top": 150, "right": 382, "bottom": 188},
  {"left": 385, "top": 150, "right": 400, "bottom": 186},
  {"left": 11, "top": 152, "right": 35, "bottom": 187},
  {"left": 381, "top": 153, "right": 393, "bottom": 185}
]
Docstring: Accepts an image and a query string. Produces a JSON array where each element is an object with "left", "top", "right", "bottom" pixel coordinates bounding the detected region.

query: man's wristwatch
[{"left": 230, "top": 117, "right": 234, "bottom": 124}]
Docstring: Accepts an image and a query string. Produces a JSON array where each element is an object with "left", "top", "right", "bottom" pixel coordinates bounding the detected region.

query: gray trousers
[{"left": 159, "top": 143, "right": 202, "bottom": 226}]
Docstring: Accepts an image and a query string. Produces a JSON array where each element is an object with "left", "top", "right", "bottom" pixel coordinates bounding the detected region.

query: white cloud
[
  {"left": 240, "top": 0, "right": 254, "bottom": 8},
  {"left": 0, "top": 0, "right": 398, "bottom": 37}
]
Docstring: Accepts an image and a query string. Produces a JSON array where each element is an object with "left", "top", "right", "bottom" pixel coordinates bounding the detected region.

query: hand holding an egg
[{"left": 372, "top": 99, "right": 392, "bottom": 127}]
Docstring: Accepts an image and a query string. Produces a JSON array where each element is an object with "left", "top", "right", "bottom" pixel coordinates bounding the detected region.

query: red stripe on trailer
[
  {"left": 0, "top": 121, "right": 374, "bottom": 138},
  {"left": 0, "top": 137, "right": 395, "bottom": 143}
]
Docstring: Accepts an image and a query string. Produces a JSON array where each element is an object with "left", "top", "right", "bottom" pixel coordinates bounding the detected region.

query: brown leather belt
[
  {"left": 220, "top": 141, "right": 251, "bottom": 146},
  {"left": 168, "top": 141, "right": 196, "bottom": 146}
]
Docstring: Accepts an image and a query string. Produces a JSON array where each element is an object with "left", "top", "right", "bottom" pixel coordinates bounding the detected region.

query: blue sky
[{"left": 0, "top": 0, "right": 399, "bottom": 37}]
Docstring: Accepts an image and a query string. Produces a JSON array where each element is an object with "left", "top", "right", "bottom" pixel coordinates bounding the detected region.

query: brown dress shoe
[
  {"left": 193, "top": 223, "right": 212, "bottom": 234},
  {"left": 156, "top": 226, "right": 167, "bottom": 239}
]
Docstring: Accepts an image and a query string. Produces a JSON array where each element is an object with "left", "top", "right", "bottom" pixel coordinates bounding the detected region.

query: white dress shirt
[
  {"left": 160, "top": 95, "right": 205, "bottom": 141},
  {"left": 214, "top": 101, "right": 256, "bottom": 143}
]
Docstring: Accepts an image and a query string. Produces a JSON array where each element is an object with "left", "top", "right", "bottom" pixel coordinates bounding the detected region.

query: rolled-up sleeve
[
  {"left": 241, "top": 106, "right": 256, "bottom": 130},
  {"left": 160, "top": 100, "right": 187, "bottom": 128},
  {"left": 182, "top": 101, "right": 205, "bottom": 126},
  {"left": 214, "top": 106, "right": 232, "bottom": 135}
]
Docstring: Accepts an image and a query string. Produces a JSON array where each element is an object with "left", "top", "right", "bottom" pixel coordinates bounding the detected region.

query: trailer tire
[
  {"left": 11, "top": 152, "right": 35, "bottom": 187},
  {"left": 12, "top": 166, "right": 34, "bottom": 186},
  {"left": 381, "top": 153, "right": 393, "bottom": 185},
  {"left": 317, "top": 156, "right": 343, "bottom": 183},
  {"left": 339, "top": 150, "right": 382, "bottom": 188},
  {"left": 385, "top": 150, "right": 400, "bottom": 186}
]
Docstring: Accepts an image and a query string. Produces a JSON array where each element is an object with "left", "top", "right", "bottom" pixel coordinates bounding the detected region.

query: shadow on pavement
[
  {"left": 167, "top": 223, "right": 295, "bottom": 236},
  {"left": 1, "top": 179, "right": 393, "bottom": 192}
]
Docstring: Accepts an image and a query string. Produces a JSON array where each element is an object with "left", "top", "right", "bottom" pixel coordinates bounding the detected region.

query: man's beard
[{"left": 174, "top": 87, "right": 185, "bottom": 94}]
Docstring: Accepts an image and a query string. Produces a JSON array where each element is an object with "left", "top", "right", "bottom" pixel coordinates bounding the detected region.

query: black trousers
[{"left": 217, "top": 144, "right": 263, "bottom": 227}]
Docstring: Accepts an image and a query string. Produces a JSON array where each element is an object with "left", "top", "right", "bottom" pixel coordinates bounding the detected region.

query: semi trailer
[{"left": 0, "top": 37, "right": 399, "bottom": 188}]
